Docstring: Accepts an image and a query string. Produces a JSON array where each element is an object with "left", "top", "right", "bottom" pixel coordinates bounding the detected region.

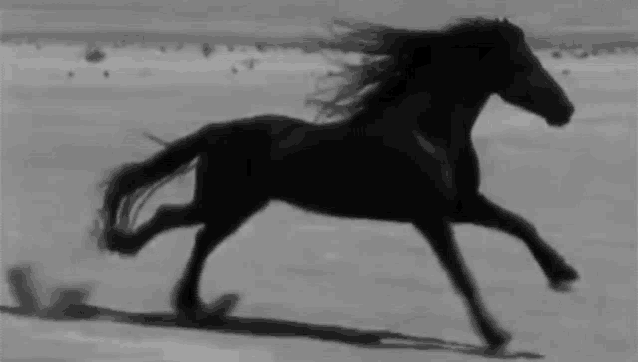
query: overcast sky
[{"left": 2, "top": 0, "right": 637, "bottom": 34}]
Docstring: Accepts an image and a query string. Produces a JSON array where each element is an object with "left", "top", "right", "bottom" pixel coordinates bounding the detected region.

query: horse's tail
[{"left": 92, "top": 124, "right": 223, "bottom": 251}]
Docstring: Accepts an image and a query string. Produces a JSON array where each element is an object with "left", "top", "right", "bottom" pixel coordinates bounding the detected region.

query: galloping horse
[{"left": 91, "top": 17, "right": 578, "bottom": 353}]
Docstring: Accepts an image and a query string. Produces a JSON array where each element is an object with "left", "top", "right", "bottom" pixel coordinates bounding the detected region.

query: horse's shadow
[{"left": 1, "top": 265, "right": 542, "bottom": 360}]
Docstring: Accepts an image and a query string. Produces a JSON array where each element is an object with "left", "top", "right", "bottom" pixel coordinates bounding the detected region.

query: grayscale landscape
[{"left": 1, "top": 1, "right": 636, "bottom": 361}]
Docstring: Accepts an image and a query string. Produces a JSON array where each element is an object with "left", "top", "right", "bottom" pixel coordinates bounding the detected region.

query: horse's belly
[{"left": 268, "top": 147, "right": 442, "bottom": 219}]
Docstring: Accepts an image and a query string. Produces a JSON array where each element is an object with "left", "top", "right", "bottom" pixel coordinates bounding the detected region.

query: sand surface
[{"left": 1, "top": 47, "right": 636, "bottom": 361}]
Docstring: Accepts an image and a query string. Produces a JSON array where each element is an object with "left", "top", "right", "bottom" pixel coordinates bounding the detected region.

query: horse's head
[
  {"left": 310, "top": 17, "right": 574, "bottom": 128},
  {"left": 481, "top": 18, "right": 574, "bottom": 127}
]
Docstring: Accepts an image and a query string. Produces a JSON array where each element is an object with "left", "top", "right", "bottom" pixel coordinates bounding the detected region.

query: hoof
[
  {"left": 484, "top": 330, "right": 512, "bottom": 357},
  {"left": 174, "top": 306, "right": 229, "bottom": 329},
  {"left": 173, "top": 293, "right": 240, "bottom": 327},
  {"left": 172, "top": 297, "right": 201, "bottom": 318},
  {"left": 104, "top": 229, "right": 139, "bottom": 257},
  {"left": 205, "top": 293, "right": 240, "bottom": 316},
  {"left": 549, "top": 280, "right": 574, "bottom": 293},
  {"left": 549, "top": 264, "right": 579, "bottom": 292},
  {"left": 483, "top": 343, "right": 507, "bottom": 357}
]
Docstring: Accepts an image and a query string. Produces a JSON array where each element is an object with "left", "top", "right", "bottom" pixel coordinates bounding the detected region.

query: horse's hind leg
[
  {"left": 453, "top": 193, "right": 579, "bottom": 291},
  {"left": 107, "top": 203, "right": 205, "bottom": 256},
  {"left": 413, "top": 218, "right": 511, "bottom": 353},
  {"left": 171, "top": 198, "right": 268, "bottom": 320},
  {"left": 105, "top": 151, "right": 216, "bottom": 256}
]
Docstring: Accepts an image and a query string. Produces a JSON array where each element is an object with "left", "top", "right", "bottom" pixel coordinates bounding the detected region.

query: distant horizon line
[{"left": 2, "top": 25, "right": 637, "bottom": 53}]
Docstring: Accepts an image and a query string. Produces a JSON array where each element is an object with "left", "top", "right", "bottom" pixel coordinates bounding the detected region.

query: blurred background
[
  {"left": 2, "top": 0, "right": 637, "bottom": 52},
  {"left": 2, "top": 0, "right": 637, "bottom": 33}
]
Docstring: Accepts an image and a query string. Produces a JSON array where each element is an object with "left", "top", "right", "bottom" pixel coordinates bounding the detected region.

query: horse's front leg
[
  {"left": 413, "top": 218, "right": 512, "bottom": 353},
  {"left": 452, "top": 193, "right": 579, "bottom": 291}
]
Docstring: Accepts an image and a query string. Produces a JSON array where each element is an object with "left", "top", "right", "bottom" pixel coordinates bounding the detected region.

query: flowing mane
[{"left": 305, "top": 17, "right": 521, "bottom": 123}]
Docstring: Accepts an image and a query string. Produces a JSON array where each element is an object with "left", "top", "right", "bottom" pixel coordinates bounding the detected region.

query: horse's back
[
  {"left": 203, "top": 114, "right": 457, "bottom": 219},
  {"left": 203, "top": 114, "right": 333, "bottom": 184}
]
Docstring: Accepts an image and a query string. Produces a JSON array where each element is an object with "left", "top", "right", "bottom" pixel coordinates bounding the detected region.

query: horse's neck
[
  {"left": 345, "top": 91, "right": 487, "bottom": 146},
  {"left": 416, "top": 93, "right": 488, "bottom": 150}
]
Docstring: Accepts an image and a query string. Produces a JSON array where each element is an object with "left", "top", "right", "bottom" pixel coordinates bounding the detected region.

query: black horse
[{"left": 91, "top": 17, "right": 578, "bottom": 354}]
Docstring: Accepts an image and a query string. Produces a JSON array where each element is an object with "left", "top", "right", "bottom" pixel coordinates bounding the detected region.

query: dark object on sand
[
  {"left": 576, "top": 51, "right": 589, "bottom": 59},
  {"left": 85, "top": 47, "right": 106, "bottom": 63},
  {"left": 241, "top": 57, "right": 259, "bottom": 70},
  {"left": 202, "top": 43, "right": 213, "bottom": 58},
  {"left": 92, "top": 17, "right": 577, "bottom": 355}
]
